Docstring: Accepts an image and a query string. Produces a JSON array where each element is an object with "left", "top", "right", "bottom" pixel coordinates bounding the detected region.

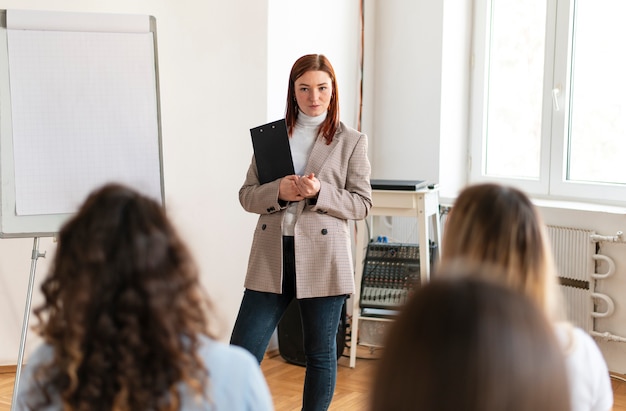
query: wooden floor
[
  {"left": 261, "top": 346, "right": 380, "bottom": 411},
  {"left": 2, "top": 350, "right": 626, "bottom": 410},
  {"left": 0, "top": 367, "right": 14, "bottom": 411}
]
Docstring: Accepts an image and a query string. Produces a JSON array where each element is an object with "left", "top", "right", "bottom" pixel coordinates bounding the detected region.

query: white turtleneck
[
  {"left": 283, "top": 111, "right": 327, "bottom": 236},
  {"left": 290, "top": 111, "right": 326, "bottom": 175}
]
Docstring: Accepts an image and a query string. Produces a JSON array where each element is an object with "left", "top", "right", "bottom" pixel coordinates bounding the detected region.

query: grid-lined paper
[{"left": 7, "top": 28, "right": 161, "bottom": 216}]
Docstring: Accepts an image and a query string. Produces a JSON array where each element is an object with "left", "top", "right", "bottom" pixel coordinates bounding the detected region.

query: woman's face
[{"left": 294, "top": 70, "right": 333, "bottom": 117}]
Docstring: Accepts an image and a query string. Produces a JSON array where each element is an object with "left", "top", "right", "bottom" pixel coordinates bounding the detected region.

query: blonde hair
[{"left": 440, "top": 183, "right": 564, "bottom": 321}]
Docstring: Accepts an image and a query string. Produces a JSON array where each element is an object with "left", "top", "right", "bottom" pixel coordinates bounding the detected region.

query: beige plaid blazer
[{"left": 239, "top": 122, "right": 372, "bottom": 298}]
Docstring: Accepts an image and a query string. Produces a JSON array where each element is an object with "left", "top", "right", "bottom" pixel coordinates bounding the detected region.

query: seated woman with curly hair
[{"left": 16, "top": 183, "right": 274, "bottom": 411}]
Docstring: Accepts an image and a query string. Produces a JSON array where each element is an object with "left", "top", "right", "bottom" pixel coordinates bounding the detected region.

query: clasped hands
[{"left": 279, "top": 173, "right": 320, "bottom": 202}]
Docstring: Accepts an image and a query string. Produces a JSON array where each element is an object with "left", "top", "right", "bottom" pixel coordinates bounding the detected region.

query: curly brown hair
[{"left": 27, "top": 183, "right": 214, "bottom": 411}]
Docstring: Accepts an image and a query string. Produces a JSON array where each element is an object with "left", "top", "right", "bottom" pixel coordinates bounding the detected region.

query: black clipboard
[{"left": 250, "top": 119, "right": 295, "bottom": 184}]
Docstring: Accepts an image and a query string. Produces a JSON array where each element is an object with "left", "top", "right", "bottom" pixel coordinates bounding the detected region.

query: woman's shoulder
[
  {"left": 196, "top": 334, "right": 270, "bottom": 386},
  {"left": 192, "top": 335, "right": 274, "bottom": 410},
  {"left": 20, "top": 343, "right": 55, "bottom": 379},
  {"left": 337, "top": 122, "right": 366, "bottom": 139},
  {"left": 197, "top": 334, "right": 258, "bottom": 365},
  {"left": 553, "top": 323, "right": 613, "bottom": 411},
  {"left": 554, "top": 323, "right": 611, "bottom": 377},
  {"left": 27, "top": 343, "right": 55, "bottom": 364},
  {"left": 17, "top": 343, "right": 59, "bottom": 411},
  {"left": 554, "top": 323, "right": 603, "bottom": 356}
]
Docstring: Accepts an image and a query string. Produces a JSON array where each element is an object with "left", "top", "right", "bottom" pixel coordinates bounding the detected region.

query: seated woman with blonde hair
[{"left": 439, "top": 183, "right": 612, "bottom": 411}]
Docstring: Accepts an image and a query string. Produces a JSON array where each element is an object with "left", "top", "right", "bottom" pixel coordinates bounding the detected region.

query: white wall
[
  {"left": 439, "top": 0, "right": 472, "bottom": 199},
  {"left": 0, "top": 0, "right": 361, "bottom": 365},
  {"left": 367, "top": 0, "right": 443, "bottom": 186},
  {"left": 363, "top": 0, "right": 469, "bottom": 200},
  {"left": 267, "top": 1, "right": 361, "bottom": 129}
]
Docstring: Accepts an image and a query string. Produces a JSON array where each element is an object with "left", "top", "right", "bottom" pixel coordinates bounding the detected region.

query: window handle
[{"left": 552, "top": 87, "right": 561, "bottom": 111}]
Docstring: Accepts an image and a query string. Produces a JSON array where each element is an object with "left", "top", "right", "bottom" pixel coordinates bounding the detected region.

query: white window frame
[{"left": 469, "top": 0, "right": 626, "bottom": 207}]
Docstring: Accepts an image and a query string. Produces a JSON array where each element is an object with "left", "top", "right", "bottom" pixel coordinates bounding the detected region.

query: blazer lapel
[{"left": 304, "top": 128, "right": 341, "bottom": 176}]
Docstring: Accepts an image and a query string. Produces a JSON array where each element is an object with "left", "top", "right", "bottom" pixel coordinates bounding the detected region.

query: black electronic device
[
  {"left": 359, "top": 242, "right": 437, "bottom": 310},
  {"left": 370, "top": 179, "right": 428, "bottom": 191},
  {"left": 277, "top": 299, "right": 346, "bottom": 367}
]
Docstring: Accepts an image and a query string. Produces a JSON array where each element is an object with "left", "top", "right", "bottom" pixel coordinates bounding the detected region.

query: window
[{"left": 470, "top": 0, "right": 626, "bottom": 206}]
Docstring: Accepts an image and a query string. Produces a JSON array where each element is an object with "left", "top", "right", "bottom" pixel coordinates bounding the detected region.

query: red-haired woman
[{"left": 231, "top": 54, "right": 372, "bottom": 411}]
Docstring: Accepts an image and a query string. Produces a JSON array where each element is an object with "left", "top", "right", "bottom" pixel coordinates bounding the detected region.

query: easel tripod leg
[{"left": 11, "top": 237, "right": 45, "bottom": 411}]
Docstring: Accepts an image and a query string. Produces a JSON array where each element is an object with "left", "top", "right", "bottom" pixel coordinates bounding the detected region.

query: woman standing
[{"left": 231, "top": 54, "right": 372, "bottom": 411}]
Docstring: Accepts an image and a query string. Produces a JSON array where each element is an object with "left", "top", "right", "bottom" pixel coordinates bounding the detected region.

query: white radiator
[
  {"left": 547, "top": 225, "right": 597, "bottom": 332},
  {"left": 389, "top": 218, "right": 625, "bottom": 341},
  {"left": 546, "top": 225, "right": 626, "bottom": 343}
]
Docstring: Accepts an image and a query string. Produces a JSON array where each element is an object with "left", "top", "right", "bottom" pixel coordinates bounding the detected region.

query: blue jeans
[{"left": 230, "top": 236, "right": 346, "bottom": 411}]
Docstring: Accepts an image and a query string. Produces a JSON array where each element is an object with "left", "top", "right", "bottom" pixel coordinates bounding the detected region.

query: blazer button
[
  {"left": 262, "top": 224, "right": 267, "bottom": 230},
  {"left": 321, "top": 228, "right": 328, "bottom": 235}
]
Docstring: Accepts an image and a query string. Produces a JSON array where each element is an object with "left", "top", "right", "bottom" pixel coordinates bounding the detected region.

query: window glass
[
  {"left": 485, "top": 0, "right": 546, "bottom": 179},
  {"left": 472, "top": 0, "right": 626, "bottom": 204},
  {"left": 568, "top": 0, "right": 626, "bottom": 185}
]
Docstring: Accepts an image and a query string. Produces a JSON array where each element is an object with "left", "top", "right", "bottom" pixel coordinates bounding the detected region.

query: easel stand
[{"left": 11, "top": 237, "right": 46, "bottom": 411}]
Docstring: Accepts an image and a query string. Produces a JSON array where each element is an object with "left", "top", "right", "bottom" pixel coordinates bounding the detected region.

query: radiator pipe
[
  {"left": 590, "top": 330, "right": 626, "bottom": 343},
  {"left": 592, "top": 254, "right": 616, "bottom": 279},
  {"left": 591, "top": 292, "right": 615, "bottom": 318},
  {"left": 590, "top": 231, "right": 624, "bottom": 243}
]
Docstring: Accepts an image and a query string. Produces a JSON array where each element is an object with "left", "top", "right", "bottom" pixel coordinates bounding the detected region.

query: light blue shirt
[{"left": 16, "top": 335, "right": 274, "bottom": 411}]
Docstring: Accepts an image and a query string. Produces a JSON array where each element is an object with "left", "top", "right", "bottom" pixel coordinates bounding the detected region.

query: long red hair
[{"left": 285, "top": 54, "right": 340, "bottom": 145}]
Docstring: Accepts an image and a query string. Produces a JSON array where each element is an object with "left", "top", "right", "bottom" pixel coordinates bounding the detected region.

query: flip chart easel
[
  {"left": 12, "top": 239, "right": 46, "bottom": 410},
  {"left": 0, "top": 10, "right": 164, "bottom": 409}
]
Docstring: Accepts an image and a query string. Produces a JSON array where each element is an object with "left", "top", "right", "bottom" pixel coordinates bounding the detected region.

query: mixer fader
[{"left": 359, "top": 242, "right": 436, "bottom": 310}]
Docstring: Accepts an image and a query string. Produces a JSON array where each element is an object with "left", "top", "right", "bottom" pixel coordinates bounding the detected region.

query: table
[{"left": 349, "top": 188, "right": 441, "bottom": 368}]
